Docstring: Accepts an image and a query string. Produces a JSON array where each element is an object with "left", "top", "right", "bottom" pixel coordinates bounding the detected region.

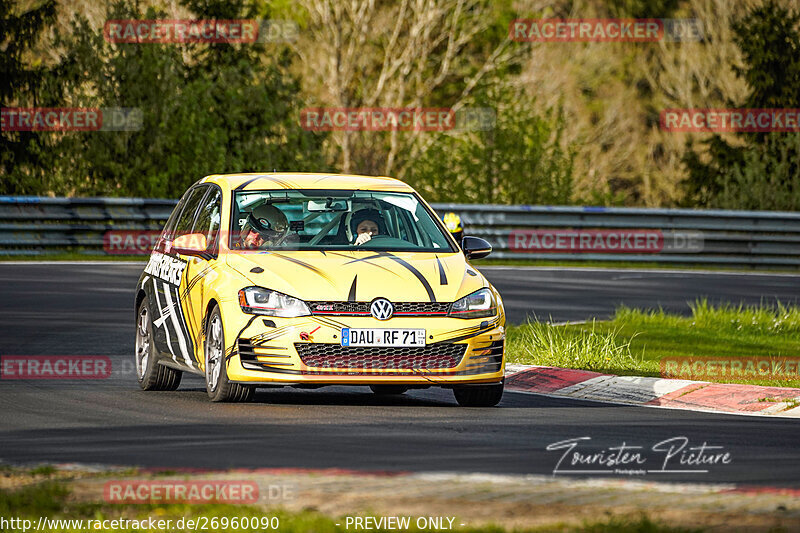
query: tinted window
[
  {"left": 174, "top": 187, "right": 208, "bottom": 236},
  {"left": 157, "top": 191, "right": 191, "bottom": 252},
  {"left": 192, "top": 187, "right": 222, "bottom": 251}
]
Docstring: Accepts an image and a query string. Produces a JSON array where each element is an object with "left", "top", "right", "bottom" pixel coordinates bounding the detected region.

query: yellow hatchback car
[{"left": 134, "top": 173, "right": 505, "bottom": 406}]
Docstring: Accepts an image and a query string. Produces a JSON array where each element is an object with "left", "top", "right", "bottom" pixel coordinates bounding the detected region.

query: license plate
[{"left": 341, "top": 328, "right": 426, "bottom": 347}]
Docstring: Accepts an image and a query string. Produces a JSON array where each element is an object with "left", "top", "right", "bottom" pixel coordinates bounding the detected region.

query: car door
[
  {"left": 181, "top": 186, "right": 223, "bottom": 365},
  {"left": 148, "top": 185, "right": 208, "bottom": 370}
]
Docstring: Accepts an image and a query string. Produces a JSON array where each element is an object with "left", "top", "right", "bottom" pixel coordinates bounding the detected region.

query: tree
[
  {"left": 293, "top": 0, "right": 524, "bottom": 178},
  {"left": 11, "top": 0, "right": 330, "bottom": 197},
  {"left": 406, "top": 86, "right": 574, "bottom": 205},
  {"left": 0, "top": 0, "right": 58, "bottom": 194},
  {"left": 682, "top": 0, "right": 800, "bottom": 210}
]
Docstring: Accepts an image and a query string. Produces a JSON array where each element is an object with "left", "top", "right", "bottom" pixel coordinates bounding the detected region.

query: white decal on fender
[
  {"left": 152, "top": 278, "right": 178, "bottom": 364},
  {"left": 144, "top": 252, "right": 187, "bottom": 286},
  {"left": 162, "top": 281, "right": 193, "bottom": 367}
]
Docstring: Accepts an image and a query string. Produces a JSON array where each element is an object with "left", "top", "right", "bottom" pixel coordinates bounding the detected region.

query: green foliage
[
  {"left": 731, "top": 1, "right": 800, "bottom": 110},
  {"left": 714, "top": 132, "right": 800, "bottom": 210},
  {"left": 506, "top": 319, "right": 641, "bottom": 372},
  {"left": 606, "top": 0, "right": 680, "bottom": 18},
  {"left": 0, "top": 481, "right": 70, "bottom": 516},
  {"left": 4, "top": 0, "right": 329, "bottom": 198},
  {"left": 406, "top": 87, "right": 575, "bottom": 205},
  {"left": 507, "top": 300, "right": 800, "bottom": 386},
  {"left": 683, "top": 0, "right": 800, "bottom": 210},
  {"left": 0, "top": 0, "right": 58, "bottom": 194}
]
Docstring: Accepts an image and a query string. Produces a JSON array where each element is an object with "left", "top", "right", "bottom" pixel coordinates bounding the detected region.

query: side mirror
[
  {"left": 170, "top": 233, "right": 208, "bottom": 256},
  {"left": 462, "top": 236, "right": 492, "bottom": 260}
]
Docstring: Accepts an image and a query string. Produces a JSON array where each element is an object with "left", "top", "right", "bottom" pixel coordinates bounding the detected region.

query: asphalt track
[{"left": 1, "top": 263, "right": 799, "bottom": 487}]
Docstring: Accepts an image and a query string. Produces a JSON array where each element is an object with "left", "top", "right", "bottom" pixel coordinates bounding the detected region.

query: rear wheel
[
  {"left": 453, "top": 383, "right": 503, "bottom": 407},
  {"left": 369, "top": 385, "right": 409, "bottom": 395},
  {"left": 135, "top": 297, "right": 182, "bottom": 391},
  {"left": 205, "top": 305, "right": 254, "bottom": 403}
]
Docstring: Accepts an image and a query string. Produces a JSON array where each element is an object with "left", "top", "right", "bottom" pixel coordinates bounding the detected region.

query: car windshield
[{"left": 230, "top": 189, "right": 456, "bottom": 252}]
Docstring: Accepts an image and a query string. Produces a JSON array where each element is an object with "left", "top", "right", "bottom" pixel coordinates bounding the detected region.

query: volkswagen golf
[{"left": 134, "top": 173, "right": 505, "bottom": 406}]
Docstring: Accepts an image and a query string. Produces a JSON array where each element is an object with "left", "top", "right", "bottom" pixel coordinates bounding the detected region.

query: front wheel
[
  {"left": 453, "top": 383, "right": 503, "bottom": 407},
  {"left": 205, "top": 305, "right": 254, "bottom": 403},
  {"left": 135, "top": 296, "right": 182, "bottom": 391}
]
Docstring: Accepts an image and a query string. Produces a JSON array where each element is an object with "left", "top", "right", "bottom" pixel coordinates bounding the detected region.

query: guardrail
[{"left": 1, "top": 196, "right": 799, "bottom": 268}]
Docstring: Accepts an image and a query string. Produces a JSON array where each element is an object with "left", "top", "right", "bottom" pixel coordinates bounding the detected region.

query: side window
[
  {"left": 156, "top": 193, "right": 189, "bottom": 252},
  {"left": 173, "top": 187, "right": 209, "bottom": 237},
  {"left": 192, "top": 188, "right": 222, "bottom": 252}
]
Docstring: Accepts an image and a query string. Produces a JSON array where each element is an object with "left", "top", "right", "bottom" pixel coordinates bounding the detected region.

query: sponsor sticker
[{"left": 143, "top": 251, "right": 187, "bottom": 285}]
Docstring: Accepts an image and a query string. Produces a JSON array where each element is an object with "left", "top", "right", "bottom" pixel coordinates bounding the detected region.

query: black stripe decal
[
  {"left": 385, "top": 254, "right": 436, "bottom": 302},
  {"left": 227, "top": 315, "right": 259, "bottom": 360},
  {"left": 436, "top": 255, "right": 448, "bottom": 285},
  {"left": 311, "top": 315, "right": 349, "bottom": 329},
  {"left": 234, "top": 177, "right": 261, "bottom": 191},
  {"left": 270, "top": 253, "right": 335, "bottom": 285},
  {"left": 173, "top": 283, "right": 197, "bottom": 364},
  {"left": 344, "top": 252, "right": 389, "bottom": 264},
  {"left": 348, "top": 275, "right": 358, "bottom": 302},
  {"left": 181, "top": 265, "right": 213, "bottom": 299},
  {"left": 234, "top": 175, "right": 295, "bottom": 191}
]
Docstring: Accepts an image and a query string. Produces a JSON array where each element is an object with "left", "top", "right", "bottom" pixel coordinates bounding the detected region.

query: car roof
[{"left": 201, "top": 172, "right": 414, "bottom": 192}]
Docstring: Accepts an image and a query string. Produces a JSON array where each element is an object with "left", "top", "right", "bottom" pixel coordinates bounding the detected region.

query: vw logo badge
[{"left": 370, "top": 298, "right": 394, "bottom": 320}]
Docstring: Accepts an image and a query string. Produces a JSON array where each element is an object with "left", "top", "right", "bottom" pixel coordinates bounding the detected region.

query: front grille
[
  {"left": 295, "top": 343, "right": 466, "bottom": 370},
  {"left": 307, "top": 301, "right": 451, "bottom": 316}
]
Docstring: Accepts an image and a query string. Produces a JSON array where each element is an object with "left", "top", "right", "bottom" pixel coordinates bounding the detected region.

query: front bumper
[{"left": 222, "top": 305, "right": 505, "bottom": 386}]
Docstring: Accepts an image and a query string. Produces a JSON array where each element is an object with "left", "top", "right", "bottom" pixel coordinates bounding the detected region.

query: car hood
[{"left": 225, "top": 250, "right": 486, "bottom": 303}]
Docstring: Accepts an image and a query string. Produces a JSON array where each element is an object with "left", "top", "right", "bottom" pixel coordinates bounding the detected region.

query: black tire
[
  {"left": 369, "top": 385, "right": 409, "bottom": 395},
  {"left": 135, "top": 296, "right": 182, "bottom": 391},
  {"left": 205, "top": 305, "right": 254, "bottom": 403},
  {"left": 453, "top": 383, "right": 503, "bottom": 407}
]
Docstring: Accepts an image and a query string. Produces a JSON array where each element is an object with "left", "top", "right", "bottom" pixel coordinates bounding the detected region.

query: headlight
[
  {"left": 449, "top": 288, "right": 497, "bottom": 319},
  {"left": 238, "top": 287, "right": 311, "bottom": 317}
]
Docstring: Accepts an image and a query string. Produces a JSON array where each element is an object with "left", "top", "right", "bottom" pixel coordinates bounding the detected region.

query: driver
[
  {"left": 350, "top": 208, "right": 387, "bottom": 246},
  {"left": 238, "top": 204, "right": 289, "bottom": 249}
]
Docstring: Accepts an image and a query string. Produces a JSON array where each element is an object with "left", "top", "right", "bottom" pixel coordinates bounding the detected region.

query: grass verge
[
  {"left": 0, "top": 477, "right": 702, "bottom": 533},
  {"left": 506, "top": 300, "right": 800, "bottom": 388}
]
